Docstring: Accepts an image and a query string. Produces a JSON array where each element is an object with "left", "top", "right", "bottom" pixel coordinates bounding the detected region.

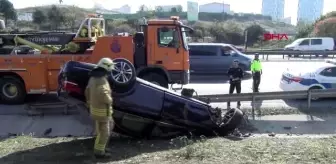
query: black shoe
[{"left": 94, "top": 152, "right": 112, "bottom": 159}]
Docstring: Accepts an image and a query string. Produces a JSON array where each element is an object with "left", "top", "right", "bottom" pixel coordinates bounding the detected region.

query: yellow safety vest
[
  {"left": 251, "top": 59, "right": 262, "bottom": 72},
  {"left": 90, "top": 106, "right": 112, "bottom": 117},
  {"left": 80, "top": 27, "right": 88, "bottom": 37}
]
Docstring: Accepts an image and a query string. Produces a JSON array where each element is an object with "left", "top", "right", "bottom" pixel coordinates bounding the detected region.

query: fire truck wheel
[
  {"left": 0, "top": 77, "right": 26, "bottom": 104},
  {"left": 142, "top": 73, "right": 169, "bottom": 88},
  {"left": 110, "top": 58, "right": 136, "bottom": 93}
]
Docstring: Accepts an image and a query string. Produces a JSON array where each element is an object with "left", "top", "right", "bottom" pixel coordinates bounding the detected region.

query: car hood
[{"left": 284, "top": 44, "right": 294, "bottom": 48}]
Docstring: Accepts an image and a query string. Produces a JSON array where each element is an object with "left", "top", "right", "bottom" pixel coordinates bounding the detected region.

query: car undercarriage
[{"left": 57, "top": 59, "right": 244, "bottom": 138}]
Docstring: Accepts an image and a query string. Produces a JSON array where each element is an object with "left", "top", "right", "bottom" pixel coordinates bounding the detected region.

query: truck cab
[{"left": 131, "top": 16, "right": 193, "bottom": 88}]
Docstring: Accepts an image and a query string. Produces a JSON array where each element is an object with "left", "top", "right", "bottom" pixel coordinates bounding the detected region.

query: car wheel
[
  {"left": 0, "top": 77, "right": 26, "bottom": 104},
  {"left": 323, "top": 49, "right": 329, "bottom": 58},
  {"left": 218, "top": 108, "right": 244, "bottom": 136},
  {"left": 293, "top": 50, "right": 301, "bottom": 58},
  {"left": 309, "top": 86, "right": 322, "bottom": 101},
  {"left": 110, "top": 58, "right": 136, "bottom": 93},
  {"left": 141, "top": 73, "right": 168, "bottom": 88}
]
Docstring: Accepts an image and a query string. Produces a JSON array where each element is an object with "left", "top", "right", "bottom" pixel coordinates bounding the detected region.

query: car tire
[
  {"left": 294, "top": 50, "right": 300, "bottom": 58},
  {"left": 309, "top": 86, "right": 322, "bottom": 101},
  {"left": 323, "top": 49, "right": 329, "bottom": 58},
  {"left": 218, "top": 108, "right": 244, "bottom": 136},
  {"left": 110, "top": 58, "right": 137, "bottom": 93},
  {"left": 141, "top": 73, "right": 169, "bottom": 88},
  {"left": 0, "top": 77, "right": 26, "bottom": 104}
]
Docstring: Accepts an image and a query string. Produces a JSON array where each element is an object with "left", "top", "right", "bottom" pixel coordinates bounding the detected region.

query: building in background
[
  {"left": 112, "top": 5, "right": 131, "bottom": 14},
  {"left": 187, "top": 1, "right": 199, "bottom": 21},
  {"left": 155, "top": 5, "right": 183, "bottom": 12},
  {"left": 261, "top": 0, "right": 285, "bottom": 20},
  {"left": 17, "top": 12, "right": 33, "bottom": 21},
  {"left": 280, "top": 17, "right": 291, "bottom": 24},
  {"left": 199, "top": 2, "right": 231, "bottom": 14},
  {"left": 94, "top": 4, "right": 131, "bottom": 14},
  {"left": 297, "top": 0, "right": 324, "bottom": 23}
]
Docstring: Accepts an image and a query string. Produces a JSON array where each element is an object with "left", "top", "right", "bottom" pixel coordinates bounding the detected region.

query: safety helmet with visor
[{"left": 96, "top": 58, "right": 115, "bottom": 72}]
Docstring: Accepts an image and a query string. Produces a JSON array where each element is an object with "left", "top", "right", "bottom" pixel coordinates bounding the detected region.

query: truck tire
[
  {"left": 142, "top": 73, "right": 168, "bottom": 88},
  {"left": 110, "top": 58, "right": 137, "bottom": 93},
  {"left": 0, "top": 77, "right": 26, "bottom": 104},
  {"left": 218, "top": 108, "right": 244, "bottom": 136}
]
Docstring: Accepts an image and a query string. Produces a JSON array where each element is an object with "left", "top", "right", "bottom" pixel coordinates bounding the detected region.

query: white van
[{"left": 284, "top": 37, "right": 335, "bottom": 51}]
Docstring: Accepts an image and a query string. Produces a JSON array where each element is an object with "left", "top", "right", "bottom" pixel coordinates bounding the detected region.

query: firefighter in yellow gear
[
  {"left": 85, "top": 58, "right": 115, "bottom": 158},
  {"left": 80, "top": 25, "right": 89, "bottom": 38}
]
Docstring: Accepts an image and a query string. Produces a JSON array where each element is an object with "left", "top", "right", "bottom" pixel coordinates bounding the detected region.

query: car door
[
  {"left": 297, "top": 39, "right": 310, "bottom": 51},
  {"left": 317, "top": 67, "right": 336, "bottom": 88},
  {"left": 311, "top": 38, "right": 322, "bottom": 50},
  {"left": 219, "top": 45, "right": 236, "bottom": 73},
  {"left": 189, "top": 45, "right": 221, "bottom": 75}
]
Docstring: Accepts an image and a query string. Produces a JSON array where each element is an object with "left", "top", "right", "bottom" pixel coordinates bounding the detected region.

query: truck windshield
[{"left": 181, "top": 27, "right": 188, "bottom": 50}]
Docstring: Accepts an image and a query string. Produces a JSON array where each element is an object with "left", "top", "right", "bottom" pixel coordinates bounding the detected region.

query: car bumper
[
  {"left": 279, "top": 80, "right": 308, "bottom": 91},
  {"left": 168, "top": 70, "right": 190, "bottom": 85}
]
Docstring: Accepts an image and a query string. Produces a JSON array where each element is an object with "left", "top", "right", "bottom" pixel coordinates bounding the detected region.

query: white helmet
[{"left": 97, "top": 58, "right": 115, "bottom": 72}]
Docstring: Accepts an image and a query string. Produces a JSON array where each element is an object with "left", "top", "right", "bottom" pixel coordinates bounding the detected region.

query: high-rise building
[
  {"left": 261, "top": 0, "right": 285, "bottom": 20},
  {"left": 297, "top": 0, "right": 324, "bottom": 23}
]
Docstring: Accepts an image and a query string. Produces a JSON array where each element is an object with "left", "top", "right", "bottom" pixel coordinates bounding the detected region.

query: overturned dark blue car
[{"left": 57, "top": 59, "right": 244, "bottom": 138}]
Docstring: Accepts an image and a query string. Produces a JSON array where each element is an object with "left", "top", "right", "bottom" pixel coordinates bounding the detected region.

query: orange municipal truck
[{"left": 0, "top": 14, "right": 193, "bottom": 104}]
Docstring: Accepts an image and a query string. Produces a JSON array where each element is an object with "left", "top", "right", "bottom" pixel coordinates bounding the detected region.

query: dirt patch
[{"left": 1, "top": 135, "right": 336, "bottom": 164}]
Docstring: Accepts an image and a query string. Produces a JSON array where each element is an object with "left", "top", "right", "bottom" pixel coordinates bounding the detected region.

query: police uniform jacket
[{"left": 227, "top": 67, "right": 243, "bottom": 84}]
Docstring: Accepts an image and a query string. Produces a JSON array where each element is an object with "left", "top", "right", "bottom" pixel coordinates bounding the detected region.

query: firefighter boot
[{"left": 94, "top": 152, "right": 112, "bottom": 159}]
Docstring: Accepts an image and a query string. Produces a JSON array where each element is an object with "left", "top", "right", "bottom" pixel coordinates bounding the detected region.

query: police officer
[
  {"left": 85, "top": 58, "right": 115, "bottom": 158},
  {"left": 227, "top": 59, "right": 244, "bottom": 109},
  {"left": 251, "top": 53, "right": 262, "bottom": 92}
]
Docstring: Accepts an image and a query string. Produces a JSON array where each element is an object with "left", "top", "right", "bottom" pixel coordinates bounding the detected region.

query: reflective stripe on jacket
[
  {"left": 251, "top": 59, "right": 262, "bottom": 72},
  {"left": 85, "top": 76, "right": 113, "bottom": 120}
]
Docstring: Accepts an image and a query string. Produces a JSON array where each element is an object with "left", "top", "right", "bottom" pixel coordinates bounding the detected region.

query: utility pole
[{"left": 222, "top": 0, "right": 225, "bottom": 21}]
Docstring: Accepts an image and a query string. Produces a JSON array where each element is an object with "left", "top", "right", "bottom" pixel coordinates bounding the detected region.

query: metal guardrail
[
  {"left": 244, "top": 50, "right": 336, "bottom": 55},
  {"left": 242, "top": 50, "right": 336, "bottom": 60},
  {"left": 197, "top": 88, "right": 336, "bottom": 119}
]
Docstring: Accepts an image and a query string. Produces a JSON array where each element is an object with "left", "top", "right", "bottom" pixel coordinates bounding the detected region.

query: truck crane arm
[{"left": 13, "top": 35, "right": 55, "bottom": 54}]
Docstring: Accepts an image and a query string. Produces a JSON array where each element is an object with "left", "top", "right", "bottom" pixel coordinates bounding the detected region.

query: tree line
[{"left": 1, "top": 0, "right": 336, "bottom": 47}]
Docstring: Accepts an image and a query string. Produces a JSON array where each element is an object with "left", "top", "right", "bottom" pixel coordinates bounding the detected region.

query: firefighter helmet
[{"left": 97, "top": 58, "right": 115, "bottom": 72}]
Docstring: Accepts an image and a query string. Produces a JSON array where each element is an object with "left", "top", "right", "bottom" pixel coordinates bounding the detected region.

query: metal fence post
[
  {"left": 307, "top": 90, "right": 311, "bottom": 109},
  {"left": 252, "top": 96, "right": 255, "bottom": 120}
]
